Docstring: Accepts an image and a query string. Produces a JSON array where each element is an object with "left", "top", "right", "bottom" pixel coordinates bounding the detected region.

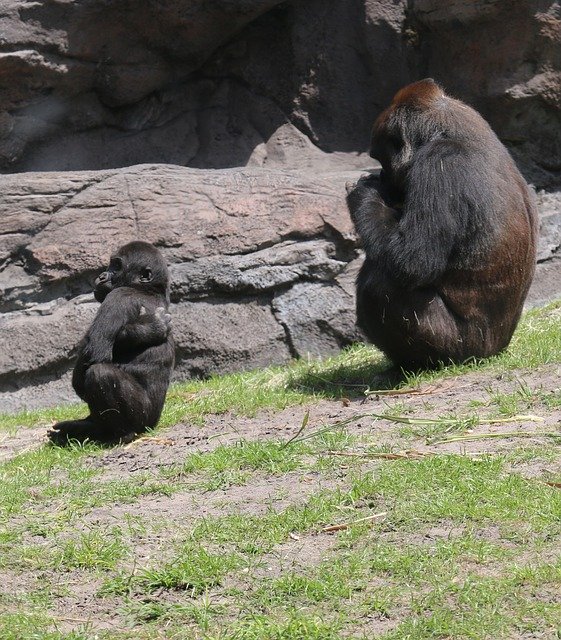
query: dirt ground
[
  {"left": 3, "top": 363, "right": 560, "bottom": 468},
  {"left": 1, "top": 363, "right": 560, "bottom": 636}
]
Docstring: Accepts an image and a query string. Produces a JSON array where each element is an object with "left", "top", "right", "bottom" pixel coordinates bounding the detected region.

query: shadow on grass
[{"left": 286, "top": 351, "right": 406, "bottom": 400}]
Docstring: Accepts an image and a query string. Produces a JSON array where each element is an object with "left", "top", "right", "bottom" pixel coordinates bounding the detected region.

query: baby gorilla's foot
[{"left": 48, "top": 418, "right": 138, "bottom": 446}]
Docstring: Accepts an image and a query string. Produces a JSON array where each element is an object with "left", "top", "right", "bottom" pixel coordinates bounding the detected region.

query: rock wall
[
  {"left": 1, "top": 1, "right": 560, "bottom": 186},
  {"left": 1, "top": 1, "right": 561, "bottom": 412},
  {"left": 0, "top": 165, "right": 363, "bottom": 411},
  {"left": 1, "top": 164, "right": 560, "bottom": 412}
]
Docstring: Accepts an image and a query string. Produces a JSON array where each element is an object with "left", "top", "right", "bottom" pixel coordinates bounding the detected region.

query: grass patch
[
  {"left": 182, "top": 441, "right": 310, "bottom": 476},
  {"left": 208, "top": 613, "right": 345, "bottom": 640},
  {"left": 104, "top": 542, "right": 243, "bottom": 596},
  {"left": 53, "top": 527, "right": 128, "bottom": 571},
  {"left": 0, "top": 301, "right": 560, "bottom": 638}
]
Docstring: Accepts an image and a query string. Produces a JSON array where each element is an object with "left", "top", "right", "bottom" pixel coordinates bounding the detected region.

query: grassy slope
[
  {"left": 0, "top": 301, "right": 560, "bottom": 639},
  {"left": 2, "top": 301, "right": 560, "bottom": 431}
]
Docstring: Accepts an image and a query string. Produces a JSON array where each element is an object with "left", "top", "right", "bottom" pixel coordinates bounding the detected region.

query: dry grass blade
[
  {"left": 375, "top": 413, "right": 544, "bottom": 426},
  {"left": 283, "top": 413, "right": 374, "bottom": 447},
  {"left": 282, "top": 409, "right": 310, "bottom": 448},
  {"left": 433, "top": 431, "right": 561, "bottom": 445},
  {"left": 483, "top": 414, "right": 545, "bottom": 424},
  {"left": 283, "top": 411, "right": 545, "bottom": 448},
  {"left": 327, "top": 449, "right": 427, "bottom": 460},
  {"left": 326, "top": 449, "right": 494, "bottom": 461},
  {"left": 124, "top": 436, "right": 175, "bottom": 449},
  {"left": 365, "top": 381, "right": 455, "bottom": 397},
  {"left": 321, "top": 512, "right": 387, "bottom": 533}
]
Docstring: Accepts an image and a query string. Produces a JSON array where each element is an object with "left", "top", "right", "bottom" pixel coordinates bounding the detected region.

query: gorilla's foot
[{"left": 47, "top": 418, "right": 138, "bottom": 446}]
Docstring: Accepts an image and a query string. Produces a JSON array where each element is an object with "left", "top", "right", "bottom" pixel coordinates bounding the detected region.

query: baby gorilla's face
[
  {"left": 93, "top": 256, "right": 123, "bottom": 302},
  {"left": 93, "top": 244, "right": 164, "bottom": 303}
]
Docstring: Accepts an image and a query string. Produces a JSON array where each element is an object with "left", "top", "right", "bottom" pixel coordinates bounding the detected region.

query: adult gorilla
[
  {"left": 347, "top": 79, "right": 538, "bottom": 368},
  {"left": 49, "top": 241, "right": 175, "bottom": 444}
]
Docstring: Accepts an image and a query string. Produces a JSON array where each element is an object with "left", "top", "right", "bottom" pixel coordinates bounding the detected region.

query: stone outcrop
[
  {"left": 1, "top": 164, "right": 560, "bottom": 412},
  {"left": 1, "top": 1, "right": 560, "bottom": 186},
  {"left": 0, "top": 165, "right": 363, "bottom": 411}
]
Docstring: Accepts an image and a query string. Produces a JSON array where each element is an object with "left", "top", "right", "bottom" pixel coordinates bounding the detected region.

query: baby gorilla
[{"left": 49, "top": 241, "right": 175, "bottom": 444}]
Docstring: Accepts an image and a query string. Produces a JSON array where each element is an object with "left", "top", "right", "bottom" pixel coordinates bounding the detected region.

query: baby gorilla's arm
[{"left": 117, "top": 307, "right": 171, "bottom": 348}]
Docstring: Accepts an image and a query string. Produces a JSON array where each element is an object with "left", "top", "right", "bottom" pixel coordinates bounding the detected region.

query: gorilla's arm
[
  {"left": 72, "top": 291, "right": 140, "bottom": 398},
  {"left": 83, "top": 290, "right": 140, "bottom": 363},
  {"left": 71, "top": 342, "right": 90, "bottom": 401},
  {"left": 117, "top": 307, "right": 171, "bottom": 348},
  {"left": 348, "top": 174, "right": 401, "bottom": 248},
  {"left": 350, "top": 141, "right": 481, "bottom": 288}
]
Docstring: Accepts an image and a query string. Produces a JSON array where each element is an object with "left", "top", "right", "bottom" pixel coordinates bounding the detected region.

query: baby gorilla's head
[{"left": 94, "top": 241, "right": 169, "bottom": 303}]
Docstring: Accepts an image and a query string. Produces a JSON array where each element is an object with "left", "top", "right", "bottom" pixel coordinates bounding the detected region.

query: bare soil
[{"left": 1, "top": 363, "right": 560, "bottom": 637}]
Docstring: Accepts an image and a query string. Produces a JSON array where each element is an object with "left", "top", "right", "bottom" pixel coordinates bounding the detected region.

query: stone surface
[
  {"left": 406, "top": 1, "right": 561, "bottom": 188},
  {"left": 0, "top": 164, "right": 364, "bottom": 412},
  {"left": 1, "top": 1, "right": 560, "bottom": 186},
  {"left": 1, "top": 164, "right": 559, "bottom": 413},
  {"left": 527, "top": 190, "right": 561, "bottom": 308}
]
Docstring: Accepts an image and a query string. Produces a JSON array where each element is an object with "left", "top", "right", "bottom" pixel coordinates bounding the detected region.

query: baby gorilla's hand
[{"left": 155, "top": 307, "right": 172, "bottom": 337}]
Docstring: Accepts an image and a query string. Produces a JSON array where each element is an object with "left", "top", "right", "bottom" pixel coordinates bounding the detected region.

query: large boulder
[
  {"left": 1, "top": 164, "right": 560, "bottom": 413},
  {"left": 0, "top": 164, "right": 364, "bottom": 411}
]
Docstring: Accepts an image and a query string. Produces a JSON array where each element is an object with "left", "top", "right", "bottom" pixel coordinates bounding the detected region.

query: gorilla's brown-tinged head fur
[
  {"left": 370, "top": 78, "right": 499, "bottom": 197},
  {"left": 370, "top": 79, "right": 447, "bottom": 194}
]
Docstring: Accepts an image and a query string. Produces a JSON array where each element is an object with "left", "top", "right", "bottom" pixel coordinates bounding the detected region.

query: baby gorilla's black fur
[{"left": 49, "top": 241, "right": 175, "bottom": 444}]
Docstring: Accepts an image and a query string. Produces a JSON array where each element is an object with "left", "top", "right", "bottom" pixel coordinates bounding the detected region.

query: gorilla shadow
[{"left": 285, "top": 347, "right": 409, "bottom": 400}]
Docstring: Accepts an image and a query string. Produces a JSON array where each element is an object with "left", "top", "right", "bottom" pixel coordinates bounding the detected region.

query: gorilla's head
[
  {"left": 94, "top": 241, "right": 169, "bottom": 303},
  {"left": 370, "top": 78, "right": 446, "bottom": 194}
]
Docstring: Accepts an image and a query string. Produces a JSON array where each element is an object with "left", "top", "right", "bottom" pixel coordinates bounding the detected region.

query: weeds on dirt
[{"left": 0, "top": 301, "right": 560, "bottom": 638}]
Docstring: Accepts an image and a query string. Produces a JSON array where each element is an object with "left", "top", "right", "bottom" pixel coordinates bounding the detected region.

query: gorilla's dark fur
[
  {"left": 347, "top": 79, "right": 538, "bottom": 368},
  {"left": 49, "top": 241, "right": 175, "bottom": 444}
]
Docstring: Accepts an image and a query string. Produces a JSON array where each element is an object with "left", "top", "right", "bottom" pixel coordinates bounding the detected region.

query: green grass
[
  {"left": 0, "top": 301, "right": 560, "bottom": 639},
  {"left": 106, "top": 543, "right": 243, "bottom": 596},
  {"left": 53, "top": 527, "right": 129, "bottom": 571},
  {"left": 2, "top": 300, "right": 559, "bottom": 432}
]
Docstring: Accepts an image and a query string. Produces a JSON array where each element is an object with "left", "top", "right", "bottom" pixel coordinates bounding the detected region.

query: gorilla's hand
[
  {"left": 347, "top": 174, "right": 399, "bottom": 230},
  {"left": 115, "top": 304, "right": 172, "bottom": 349},
  {"left": 154, "top": 307, "right": 172, "bottom": 338}
]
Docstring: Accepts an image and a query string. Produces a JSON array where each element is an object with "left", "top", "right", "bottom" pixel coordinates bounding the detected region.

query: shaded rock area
[
  {"left": 0, "top": 164, "right": 364, "bottom": 411},
  {"left": 1, "top": 164, "right": 560, "bottom": 413},
  {"left": 0, "top": 0, "right": 560, "bottom": 186},
  {"left": 1, "top": 1, "right": 561, "bottom": 413}
]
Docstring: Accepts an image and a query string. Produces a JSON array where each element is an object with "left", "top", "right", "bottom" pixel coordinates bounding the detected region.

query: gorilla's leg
[
  {"left": 49, "top": 364, "right": 152, "bottom": 445},
  {"left": 84, "top": 363, "right": 154, "bottom": 431},
  {"left": 356, "top": 263, "right": 465, "bottom": 368}
]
